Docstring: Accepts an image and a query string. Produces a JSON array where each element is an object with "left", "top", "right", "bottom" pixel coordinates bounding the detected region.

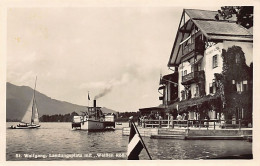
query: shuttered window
[{"left": 212, "top": 55, "right": 218, "bottom": 68}]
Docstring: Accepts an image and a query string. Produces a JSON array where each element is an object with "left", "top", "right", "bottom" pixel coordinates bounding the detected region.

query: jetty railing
[{"left": 139, "top": 119, "right": 251, "bottom": 130}]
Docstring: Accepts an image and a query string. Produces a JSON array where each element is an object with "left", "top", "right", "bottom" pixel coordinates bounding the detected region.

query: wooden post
[
  {"left": 144, "top": 120, "right": 146, "bottom": 128},
  {"left": 168, "top": 115, "right": 170, "bottom": 128},
  {"left": 214, "top": 121, "right": 215, "bottom": 130},
  {"left": 159, "top": 119, "right": 161, "bottom": 128},
  {"left": 239, "top": 119, "right": 241, "bottom": 131},
  {"left": 187, "top": 120, "right": 189, "bottom": 130},
  {"left": 171, "top": 119, "right": 174, "bottom": 128}
]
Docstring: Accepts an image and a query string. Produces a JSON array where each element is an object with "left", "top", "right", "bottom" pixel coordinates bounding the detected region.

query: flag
[
  {"left": 127, "top": 122, "right": 144, "bottom": 160},
  {"left": 88, "top": 92, "right": 90, "bottom": 100}
]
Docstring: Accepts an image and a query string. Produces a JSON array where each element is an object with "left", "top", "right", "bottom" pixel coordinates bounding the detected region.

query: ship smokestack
[
  {"left": 93, "top": 99, "right": 96, "bottom": 108},
  {"left": 93, "top": 99, "right": 97, "bottom": 120}
]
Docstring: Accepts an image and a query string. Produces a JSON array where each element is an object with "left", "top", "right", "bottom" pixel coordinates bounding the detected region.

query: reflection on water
[{"left": 6, "top": 122, "right": 252, "bottom": 160}]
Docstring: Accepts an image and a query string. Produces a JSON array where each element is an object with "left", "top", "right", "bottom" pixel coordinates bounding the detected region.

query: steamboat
[{"left": 71, "top": 100, "right": 115, "bottom": 131}]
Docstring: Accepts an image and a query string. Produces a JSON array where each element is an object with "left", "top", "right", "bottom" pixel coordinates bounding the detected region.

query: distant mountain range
[{"left": 6, "top": 82, "right": 117, "bottom": 121}]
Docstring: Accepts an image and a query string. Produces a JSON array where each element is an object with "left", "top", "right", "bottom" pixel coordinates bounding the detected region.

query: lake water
[{"left": 6, "top": 122, "right": 252, "bottom": 160}]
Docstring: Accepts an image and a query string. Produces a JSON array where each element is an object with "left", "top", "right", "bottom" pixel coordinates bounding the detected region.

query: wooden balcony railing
[
  {"left": 182, "top": 71, "right": 204, "bottom": 85},
  {"left": 183, "top": 43, "right": 195, "bottom": 56},
  {"left": 182, "top": 40, "right": 204, "bottom": 58}
]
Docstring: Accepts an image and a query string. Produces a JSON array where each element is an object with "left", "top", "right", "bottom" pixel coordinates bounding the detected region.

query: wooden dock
[{"left": 122, "top": 127, "right": 252, "bottom": 140}]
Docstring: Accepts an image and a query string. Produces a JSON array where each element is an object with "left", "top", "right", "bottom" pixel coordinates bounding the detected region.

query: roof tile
[
  {"left": 185, "top": 9, "right": 237, "bottom": 22},
  {"left": 193, "top": 20, "right": 252, "bottom": 36}
]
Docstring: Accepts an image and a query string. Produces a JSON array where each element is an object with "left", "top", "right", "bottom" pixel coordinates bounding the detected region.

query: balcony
[
  {"left": 182, "top": 40, "right": 204, "bottom": 61},
  {"left": 183, "top": 42, "right": 195, "bottom": 56},
  {"left": 182, "top": 71, "right": 205, "bottom": 85}
]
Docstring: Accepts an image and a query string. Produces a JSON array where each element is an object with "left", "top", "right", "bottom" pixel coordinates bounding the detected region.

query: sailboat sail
[
  {"left": 21, "top": 76, "right": 40, "bottom": 125},
  {"left": 33, "top": 100, "right": 39, "bottom": 124},
  {"left": 21, "top": 97, "right": 34, "bottom": 124}
]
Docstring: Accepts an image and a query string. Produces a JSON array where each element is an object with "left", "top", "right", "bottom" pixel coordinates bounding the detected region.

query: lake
[{"left": 6, "top": 122, "right": 252, "bottom": 160}]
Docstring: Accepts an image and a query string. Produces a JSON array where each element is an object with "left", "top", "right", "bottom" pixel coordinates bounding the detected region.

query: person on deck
[{"left": 177, "top": 114, "right": 182, "bottom": 127}]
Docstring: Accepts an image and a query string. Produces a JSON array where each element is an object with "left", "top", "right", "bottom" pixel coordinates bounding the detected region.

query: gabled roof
[
  {"left": 193, "top": 19, "right": 252, "bottom": 38},
  {"left": 168, "top": 9, "right": 253, "bottom": 67}
]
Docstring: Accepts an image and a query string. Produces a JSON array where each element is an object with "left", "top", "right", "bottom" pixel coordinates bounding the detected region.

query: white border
[{"left": 1, "top": 0, "right": 260, "bottom": 166}]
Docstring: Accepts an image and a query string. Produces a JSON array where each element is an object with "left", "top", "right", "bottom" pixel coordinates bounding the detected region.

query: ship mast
[{"left": 31, "top": 76, "right": 37, "bottom": 124}]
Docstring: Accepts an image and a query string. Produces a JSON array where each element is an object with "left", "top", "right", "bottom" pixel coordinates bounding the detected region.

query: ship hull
[
  {"left": 10, "top": 124, "right": 40, "bottom": 129},
  {"left": 72, "top": 119, "right": 115, "bottom": 131},
  {"left": 81, "top": 119, "right": 105, "bottom": 130}
]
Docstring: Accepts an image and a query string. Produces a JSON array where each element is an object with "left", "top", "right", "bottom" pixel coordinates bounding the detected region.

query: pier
[{"left": 122, "top": 119, "right": 252, "bottom": 140}]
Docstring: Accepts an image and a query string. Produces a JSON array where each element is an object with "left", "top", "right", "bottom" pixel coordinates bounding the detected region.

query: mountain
[
  {"left": 6, "top": 82, "right": 117, "bottom": 121},
  {"left": 100, "top": 107, "right": 117, "bottom": 114}
]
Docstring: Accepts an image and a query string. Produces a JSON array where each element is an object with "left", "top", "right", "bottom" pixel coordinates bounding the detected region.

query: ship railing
[{"left": 140, "top": 119, "right": 252, "bottom": 130}]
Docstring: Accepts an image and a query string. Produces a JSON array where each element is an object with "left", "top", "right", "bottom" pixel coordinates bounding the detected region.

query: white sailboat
[{"left": 10, "top": 77, "right": 41, "bottom": 129}]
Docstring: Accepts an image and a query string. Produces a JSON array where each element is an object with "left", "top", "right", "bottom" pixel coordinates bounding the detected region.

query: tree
[
  {"left": 218, "top": 6, "right": 253, "bottom": 29},
  {"left": 216, "top": 46, "right": 253, "bottom": 124}
]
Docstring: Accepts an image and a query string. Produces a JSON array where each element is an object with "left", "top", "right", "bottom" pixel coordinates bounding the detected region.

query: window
[
  {"left": 232, "top": 80, "right": 237, "bottom": 91},
  {"left": 212, "top": 55, "right": 218, "bottom": 68},
  {"left": 243, "top": 80, "right": 248, "bottom": 91},
  {"left": 184, "top": 70, "right": 187, "bottom": 76},
  {"left": 235, "top": 54, "right": 241, "bottom": 64},
  {"left": 181, "top": 90, "right": 186, "bottom": 100},
  {"left": 192, "top": 62, "right": 200, "bottom": 72},
  {"left": 236, "top": 80, "right": 248, "bottom": 93},
  {"left": 237, "top": 81, "right": 243, "bottom": 92},
  {"left": 187, "top": 90, "right": 191, "bottom": 99},
  {"left": 236, "top": 108, "right": 244, "bottom": 119},
  {"left": 194, "top": 85, "right": 199, "bottom": 97},
  {"left": 209, "top": 83, "right": 213, "bottom": 93},
  {"left": 198, "top": 62, "right": 201, "bottom": 71},
  {"left": 209, "top": 81, "right": 217, "bottom": 94}
]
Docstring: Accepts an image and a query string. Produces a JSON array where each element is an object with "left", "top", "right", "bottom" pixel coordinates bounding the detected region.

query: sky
[{"left": 7, "top": 5, "right": 221, "bottom": 112}]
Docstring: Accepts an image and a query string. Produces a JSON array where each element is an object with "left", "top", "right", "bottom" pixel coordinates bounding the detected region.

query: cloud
[
  {"left": 78, "top": 62, "right": 162, "bottom": 100},
  {"left": 79, "top": 81, "right": 107, "bottom": 89},
  {"left": 7, "top": 70, "right": 35, "bottom": 86},
  {"left": 6, "top": 7, "right": 179, "bottom": 111}
]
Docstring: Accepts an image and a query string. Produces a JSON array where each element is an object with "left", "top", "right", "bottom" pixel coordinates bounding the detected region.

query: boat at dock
[
  {"left": 10, "top": 77, "right": 40, "bottom": 129},
  {"left": 71, "top": 100, "right": 115, "bottom": 131}
]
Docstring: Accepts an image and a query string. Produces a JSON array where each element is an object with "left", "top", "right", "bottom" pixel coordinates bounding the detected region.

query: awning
[
  {"left": 139, "top": 106, "right": 165, "bottom": 115},
  {"left": 168, "top": 102, "right": 178, "bottom": 110},
  {"left": 177, "top": 95, "right": 220, "bottom": 112},
  {"left": 160, "top": 72, "right": 178, "bottom": 85}
]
